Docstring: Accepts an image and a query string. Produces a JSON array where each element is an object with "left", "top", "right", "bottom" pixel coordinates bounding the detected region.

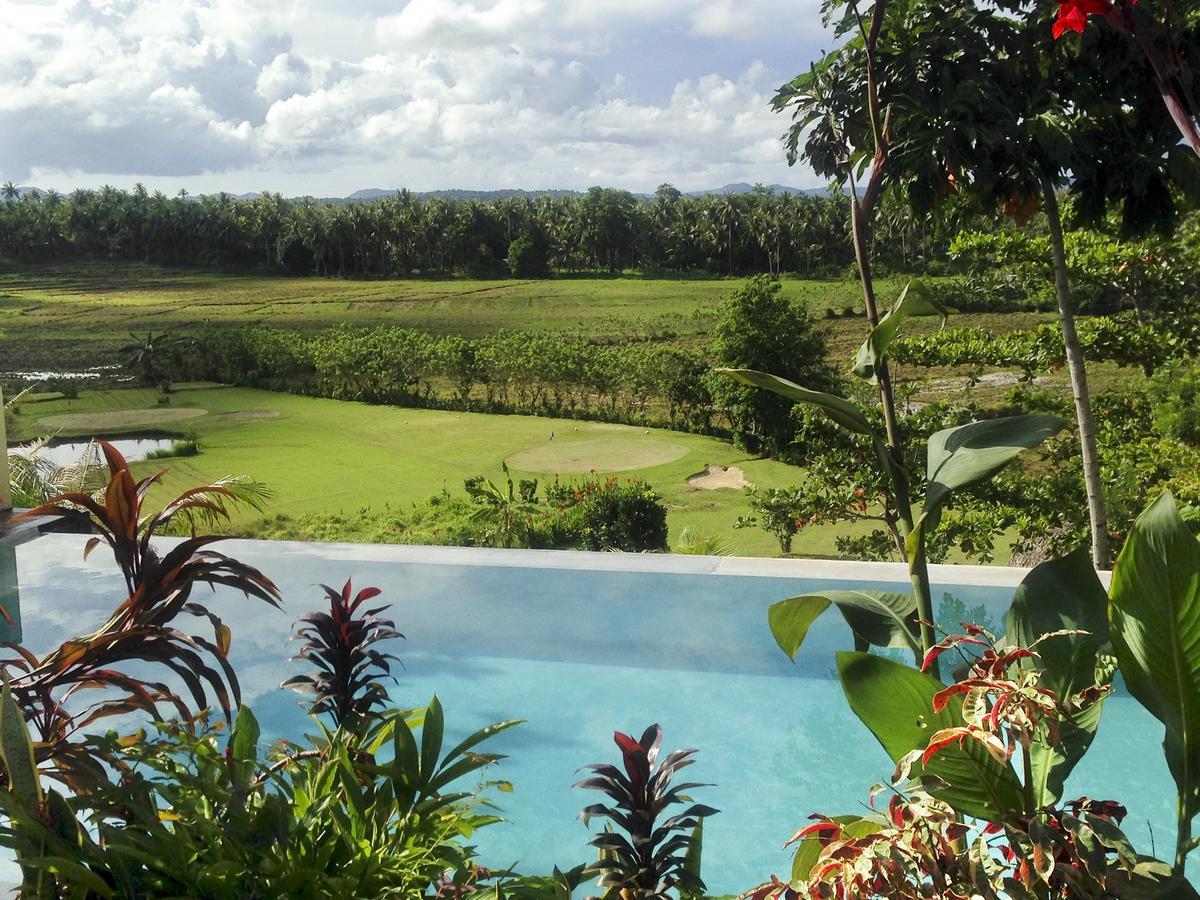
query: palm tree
[
  {"left": 1, "top": 182, "right": 18, "bottom": 203},
  {"left": 119, "top": 332, "right": 184, "bottom": 387}
]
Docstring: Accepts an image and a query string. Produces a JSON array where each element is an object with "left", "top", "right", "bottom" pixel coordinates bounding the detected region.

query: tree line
[{"left": 0, "top": 181, "right": 963, "bottom": 277}]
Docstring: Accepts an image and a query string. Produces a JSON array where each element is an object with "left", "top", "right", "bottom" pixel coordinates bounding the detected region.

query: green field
[
  {"left": 0, "top": 261, "right": 1046, "bottom": 373},
  {"left": 1, "top": 262, "right": 1084, "bottom": 558},
  {"left": 9, "top": 385, "right": 875, "bottom": 557}
]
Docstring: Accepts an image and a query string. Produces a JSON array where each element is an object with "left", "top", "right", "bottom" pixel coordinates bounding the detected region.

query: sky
[{"left": 0, "top": 0, "right": 832, "bottom": 196}]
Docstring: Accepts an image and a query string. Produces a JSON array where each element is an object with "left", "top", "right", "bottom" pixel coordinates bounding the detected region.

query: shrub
[
  {"left": 710, "top": 276, "right": 837, "bottom": 456},
  {"left": 507, "top": 235, "right": 548, "bottom": 277},
  {"left": 143, "top": 438, "right": 200, "bottom": 459},
  {"left": 1148, "top": 360, "right": 1200, "bottom": 446},
  {"left": 282, "top": 579, "right": 403, "bottom": 731},
  {"left": 575, "top": 724, "right": 717, "bottom": 898},
  {"left": 546, "top": 476, "right": 669, "bottom": 552}
]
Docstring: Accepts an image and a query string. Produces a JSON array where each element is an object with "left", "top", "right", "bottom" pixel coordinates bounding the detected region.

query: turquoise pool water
[{"left": 5, "top": 535, "right": 1179, "bottom": 894}]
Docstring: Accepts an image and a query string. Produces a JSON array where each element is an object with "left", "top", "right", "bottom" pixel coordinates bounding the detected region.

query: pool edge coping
[{"left": 204, "top": 537, "right": 1113, "bottom": 589}]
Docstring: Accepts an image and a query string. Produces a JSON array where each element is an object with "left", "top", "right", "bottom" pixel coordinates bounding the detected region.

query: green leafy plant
[
  {"left": 546, "top": 475, "right": 669, "bottom": 552},
  {"left": 726, "top": 283, "right": 1064, "bottom": 672},
  {"left": 1108, "top": 492, "right": 1200, "bottom": 871},
  {"left": 465, "top": 463, "right": 542, "bottom": 549},
  {"left": 575, "top": 724, "right": 717, "bottom": 899},
  {"left": 0, "top": 698, "right": 521, "bottom": 898}
]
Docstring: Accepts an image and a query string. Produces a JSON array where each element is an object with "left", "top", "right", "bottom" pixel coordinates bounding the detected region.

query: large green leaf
[
  {"left": 837, "top": 652, "right": 1024, "bottom": 822},
  {"left": 1109, "top": 492, "right": 1200, "bottom": 830},
  {"left": 718, "top": 368, "right": 898, "bottom": 478},
  {"left": 853, "top": 280, "right": 949, "bottom": 383},
  {"left": 924, "top": 415, "right": 1066, "bottom": 520},
  {"left": 228, "top": 705, "right": 261, "bottom": 788},
  {"left": 1005, "top": 547, "right": 1111, "bottom": 807},
  {"left": 907, "top": 414, "right": 1065, "bottom": 570},
  {"left": 770, "top": 591, "right": 920, "bottom": 661},
  {"left": 0, "top": 678, "right": 42, "bottom": 808},
  {"left": 719, "top": 369, "right": 879, "bottom": 438}
]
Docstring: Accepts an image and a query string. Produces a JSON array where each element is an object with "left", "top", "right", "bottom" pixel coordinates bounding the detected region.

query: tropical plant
[
  {"left": 575, "top": 724, "right": 717, "bottom": 899},
  {"left": 725, "top": 281, "right": 1064, "bottom": 672},
  {"left": 465, "top": 463, "right": 542, "bottom": 550},
  {"left": 4, "top": 435, "right": 103, "bottom": 510},
  {"left": 119, "top": 331, "right": 189, "bottom": 387},
  {"left": 755, "top": 492, "right": 1200, "bottom": 894},
  {"left": 282, "top": 578, "right": 403, "bottom": 732},
  {"left": 0, "top": 696, "right": 521, "bottom": 897},
  {"left": 672, "top": 527, "right": 731, "bottom": 557},
  {"left": 8, "top": 441, "right": 280, "bottom": 785}
]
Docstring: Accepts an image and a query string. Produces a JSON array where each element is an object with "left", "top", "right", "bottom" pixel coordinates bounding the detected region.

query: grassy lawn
[{"left": 9, "top": 385, "right": 872, "bottom": 557}]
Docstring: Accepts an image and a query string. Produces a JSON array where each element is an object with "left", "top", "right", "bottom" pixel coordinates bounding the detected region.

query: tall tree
[{"left": 775, "top": 0, "right": 1198, "bottom": 566}]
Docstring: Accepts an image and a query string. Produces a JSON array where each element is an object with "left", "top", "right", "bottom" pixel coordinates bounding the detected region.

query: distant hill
[
  {"left": 7, "top": 183, "right": 837, "bottom": 203},
  {"left": 341, "top": 183, "right": 828, "bottom": 202},
  {"left": 684, "top": 182, "right": 814, "bottom": 196}
]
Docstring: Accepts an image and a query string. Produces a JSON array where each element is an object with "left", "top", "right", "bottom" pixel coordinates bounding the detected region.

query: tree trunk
[{"left": 1041, "top": 175, "right": 1110, "bottom": 568}]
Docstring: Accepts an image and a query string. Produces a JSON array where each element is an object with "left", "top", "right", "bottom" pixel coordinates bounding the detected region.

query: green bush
[
  {"left": 546, "top": 476, "right": 669, "bottom": 552},
  {"left": 144, "top": 438, "right": 200, "bottom": 460},
  {"left": 506, "top": 235, "right": 548, "bottom": 276},
  {"left": 709, "top": 275, "right": 837, "bottom": 456},
  {"left": 1148, "top": 360, "right": 1200, "bottom": 446}
]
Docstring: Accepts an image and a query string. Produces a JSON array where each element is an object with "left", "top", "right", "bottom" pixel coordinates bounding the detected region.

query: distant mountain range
[
  {"left": 9, "top": 183, "right": 833, "bottom": 203},
  {"left": 339, "top": 183, "right": 823, "bottom": 202}
]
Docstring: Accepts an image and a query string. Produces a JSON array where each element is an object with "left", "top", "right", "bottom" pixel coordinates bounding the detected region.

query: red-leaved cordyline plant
[
  {"left": 7, "top": 441, "right": 280, "bottom": 786},
  {"left": 282, "top": 578, "right": 402, "bottom": 731},
  {"left": 746, "top": 631, "right": 1146, "bottom": 900},
  {"left": 574, "top": 724, "right": 717, "bottom": 899}
]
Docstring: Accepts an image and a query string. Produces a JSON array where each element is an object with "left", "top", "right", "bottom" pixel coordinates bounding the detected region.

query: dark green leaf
[
  {"left": 770, "top": 591, "right": 920, "bottom": 660},
  {"left": 1005, "top": 547, "right": 1111, "bottom": 806},
  {"left": 1109, "top": 492, "right": 1200, "bottom": 826}
]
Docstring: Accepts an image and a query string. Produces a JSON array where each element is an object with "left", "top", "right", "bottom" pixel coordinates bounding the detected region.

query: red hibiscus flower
[{"left": 1051, "top": 0, "right": 1136, "bottom": 39}]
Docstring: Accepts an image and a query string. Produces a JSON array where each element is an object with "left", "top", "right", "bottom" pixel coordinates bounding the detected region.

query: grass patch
[
  {"left": 35, "top": 407, "right": 207, "bottom": 431},
  {"left": 0, "top": 261, "right": 928, "bottom": 372},
  {"left": 10, "top": 385, "right": 854, "bottom": 557}
]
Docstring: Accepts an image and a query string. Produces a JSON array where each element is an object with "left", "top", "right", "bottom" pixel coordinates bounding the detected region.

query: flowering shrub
[{"left": 545, "top": 475, "right": 669, "bottom": 552}]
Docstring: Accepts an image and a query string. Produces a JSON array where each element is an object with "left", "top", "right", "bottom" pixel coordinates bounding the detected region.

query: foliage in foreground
[{"left": 750, "top": 491, "right": 1200, "bottom": 897}]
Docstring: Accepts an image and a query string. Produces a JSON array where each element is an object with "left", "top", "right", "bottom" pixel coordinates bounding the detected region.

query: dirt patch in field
[
  {"left": 687, "top": 464, "right": 748, "bottom": 490},
  {"left": 212, "top": 410, "right": 280, "bottom": 423},
  {"left": 37, "top": 408, "right": 206, "bottom": 431},
  {"left": 507, "top": 437, "right": 688, "bottom": 474}
]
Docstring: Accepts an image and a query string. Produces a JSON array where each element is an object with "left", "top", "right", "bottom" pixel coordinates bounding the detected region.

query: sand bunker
[{"left": 687, "top": 464, "right": 748, "bottom": 490}]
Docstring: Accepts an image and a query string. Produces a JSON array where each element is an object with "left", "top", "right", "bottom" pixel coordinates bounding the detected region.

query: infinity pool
[{"left": 4, "top": 535, "right": 1179, "bottom": 894}]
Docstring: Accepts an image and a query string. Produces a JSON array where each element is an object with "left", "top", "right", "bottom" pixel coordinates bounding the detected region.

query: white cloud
[
  {"left": 690, "top": 1, "right": 762, "bottom": 39},
  {"left": 0, "top": 0, "right": 829, "bottom": 192}
]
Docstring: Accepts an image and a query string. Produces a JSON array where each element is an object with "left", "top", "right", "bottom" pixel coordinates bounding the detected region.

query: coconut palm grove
[{"left": 2, "top": 0, "right": 1200, "bottom": 896}]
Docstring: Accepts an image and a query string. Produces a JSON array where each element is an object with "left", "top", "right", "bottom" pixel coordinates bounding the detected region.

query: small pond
[{"left": 8, "top": 437, "right": 175, "bottom": 469}]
